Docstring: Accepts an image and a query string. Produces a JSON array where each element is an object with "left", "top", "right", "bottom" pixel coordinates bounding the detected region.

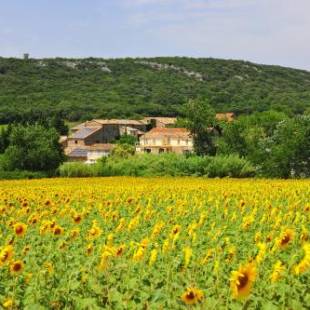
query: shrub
[
  {"left": 58, "top": 162, "right": 102, "bottom": 177},
  {"left": 58, "top": 154, "right": 256, "bottom": 178}
]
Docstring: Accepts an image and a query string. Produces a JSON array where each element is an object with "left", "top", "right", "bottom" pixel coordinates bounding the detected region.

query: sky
[{"left": 0, "top": 0, "right": 309, "bottom": 70}]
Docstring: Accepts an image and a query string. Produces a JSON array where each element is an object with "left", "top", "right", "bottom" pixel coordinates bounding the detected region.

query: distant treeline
[{"left": 0, "top": 57, "right": 310, "bottom": 123}]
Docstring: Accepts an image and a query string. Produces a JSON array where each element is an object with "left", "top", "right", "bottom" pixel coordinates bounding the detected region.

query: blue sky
[{"left": 0, "top": 0, "right": 309, "bottom": 70}]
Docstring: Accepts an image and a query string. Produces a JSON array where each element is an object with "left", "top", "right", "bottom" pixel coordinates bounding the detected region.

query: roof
[
  {"left": 72, "top": 127, "right": 101, "bottom": 139},
  {"left": 68, "top": 148, "right": 88, "bottom": 158},
  {"left": 92, "top": 119, "right": 146, "bottom": 126},
  {"left": 142, "top": 127, "right": 191, "bottom": 139},
  {"left": 216, "top": 113, "right": 235, "bottom": 122},
  {"left": 67, "top": 144, "right": 114, "bottom": 158}
]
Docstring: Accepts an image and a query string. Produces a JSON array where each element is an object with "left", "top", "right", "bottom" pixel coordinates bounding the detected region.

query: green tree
[
  {"left": 0, "top": 124, "right": 12, "bottom": 153},
  {"left": 49, "top": 114, "right": 69, "bottom": 135},
  {"left": 182, "top": 98, "right": 217, "bottom": 155},
  {"left": 3, "top": 124, "right": 65, "bottom": 172},
  {"left": 116, "top": 134, "right": 138, "bottom": 146},
  {"left": 259, "top": 115, "right": 310, "bottom": 178},
  {"left": 111, "top": 144, "right": 135, "bottom": 158}
]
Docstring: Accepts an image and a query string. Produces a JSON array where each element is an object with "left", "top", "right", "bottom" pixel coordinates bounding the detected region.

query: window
[{"left": 75, "top": 140, "right": 78, "bottom": 144}]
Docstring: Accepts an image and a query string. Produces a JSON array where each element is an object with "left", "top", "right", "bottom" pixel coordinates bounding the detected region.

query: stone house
[
  {"left": 66, "top": 119, "right": 146, "bottom": 155},
  {"left": 136, "top": 128, "right": 193, "bottom": 154}
]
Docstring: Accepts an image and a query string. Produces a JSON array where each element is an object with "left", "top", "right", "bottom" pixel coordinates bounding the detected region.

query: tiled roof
[
  {"left": 72, "top": 127, "right": 101, "bottom": 139},
  {"left": 93, "top": 119, "right": 145, "bottom": 126},
  {"left": 142, "top": 127, "right": 191, "bottom": 138},
  {"left": 68, "top": 144, "right": 114, "bottom": 158},
  {"left": 68, "top": 149, "right": 88, "bottom": 158}
]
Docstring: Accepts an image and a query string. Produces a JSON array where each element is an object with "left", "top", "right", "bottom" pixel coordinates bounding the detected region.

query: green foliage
[
  {"left": 3, "top": 124, "right": 65, "bottom": 172},
  {"left": 115, "top": 134, "right": 138, "bottom": 146},
  {"left": 111, "top": 144, "right": 136, "bottom": 158},
  {"left": 0, "top": 57, "right": 309, "bottom": 124},
  {"left": 217, "top": 112, "right": 310, "bottom": 178},
  {"left": 182, "top": 98, "right": 217, "bottom": 155},
  {"left": 258, "top": 115, "right": 310, "bottom": 178},
  {"left": 58, "top": 153, "right": 255, "bottom": 178},
  {"left": 57, "top": 162, "right": 102, "bottom": 177},
  {"left": 0, "top": 123, "right": 12, "bottom": 153},
  {"left": 0, "top": 170, "right": 47, "bottom": 180}
]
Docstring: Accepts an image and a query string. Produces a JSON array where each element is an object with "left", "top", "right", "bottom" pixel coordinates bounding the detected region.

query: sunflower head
[
  {"left": 181, "top": 287, "right": 204, "bottom": 305},
  {"left": 277, "top": 229, "right": 294, "bottom": 249},
  {"left": 10, "top": 260, "right": 24, "bottom": 274},
  {"left": 13, "top": 222, "right": 27, "bottom": 237},
  {"left": 0, "top": 245, "right": 14, "bottom": 265},
  {"left": 2, "top": 298, "right": 13, "bottom": 309},
  {"left": 230, "top": 263, "right": 256, "bottom": 299},
  {"left": 53, "top": 225, "right": 64, "bottom": 236}
]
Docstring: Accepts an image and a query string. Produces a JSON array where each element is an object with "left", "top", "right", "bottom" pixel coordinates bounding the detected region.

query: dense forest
[{"left": 0, "top": 57, "right": 310, "bottom": 123}]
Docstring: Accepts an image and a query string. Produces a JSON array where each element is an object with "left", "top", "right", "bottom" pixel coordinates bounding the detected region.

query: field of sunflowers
[{"left": 0, "top": 177, "right": 309, "bottom": 309}]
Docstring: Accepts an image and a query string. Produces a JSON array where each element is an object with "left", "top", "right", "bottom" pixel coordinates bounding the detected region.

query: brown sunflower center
[
  {"left": 186, "top": 291, "right": 195, "bottom": 300},
  {"left": 116, "top": 248, "right": 123, "bottom": 256},
  {"left": 15, "top": 226, "right": 24, "bottom": 234},
  {"left": 281, "top": 235, "right": 290, "bottom": 245},
  {"left": 54, "top": 228, "right": 61, "bottom": 235},
  {"left": 13, "top": 263, "right": 22, "bottom": 272},
  {"left": 74, "top": 216, "right": 81, "bottom": 223},
  {"left": 237, "top": 273, "right": 249, "bottom": 290}
]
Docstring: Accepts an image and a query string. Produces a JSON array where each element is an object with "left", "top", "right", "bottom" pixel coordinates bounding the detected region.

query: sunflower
[
  {"left": 171, "top": 224, "right": 181, "bottom": 236},
  {"left": 181, "top": 287, "right": 204, "bottom": 305},
  {"left": 13, "top": 222, "right": 27, "bottom": 237},
  {"left": 270, "top": 260, "right": 285, "bottom": 282},
  {"left": 0, "top": 245, "right": 14, "bottom": 265},
  {"left": 53, "top": 225, "right": 64, "bottom": 236},
  {"left": 230, "top": 263, "right": 256, "bottom": 299},
  {"left": 294, "top": 243, "right": 310, "bottom": 275},
  {"left": 72, "top": 213, "right": 82, "bottom": 224},
  {"left": 115, "top": 245, "right": 125, "bottom": 257},
  {"left": 2, "top": 298, "right": 13, "bottom": 309},
  {"left": 277, "top": 229, "right": 294, "bottom": 249},
  {"left": 10, "top": 260, "right": 24, "bottom": 274},
  {"left": 88, "top": 222, "right": 102, "bottom": 239},
  {"left": 148, "top": 249, "right": 157, "bottom": 266}
]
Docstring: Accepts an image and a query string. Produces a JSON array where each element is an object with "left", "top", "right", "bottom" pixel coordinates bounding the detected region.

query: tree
[
  {"left": 182, "top": 98, "right": 217, "bottom": 155},
  {"left": 3, "top": 124, "right": 65, "bottom": 172},
  {"left": 258, "top": 115, "right": 310, "bottom": 178},
  {"left": 49, "top": 114, "right": 69, "bottom": 135},
  {"left": 116, "top": 134, "right": 137, "bottom": 146},
  {"left": 111, "top": 144, "right": 135, "bottom": 158},
  {"left": 0, "top": 124, "right": 12, "bottom": 153}
]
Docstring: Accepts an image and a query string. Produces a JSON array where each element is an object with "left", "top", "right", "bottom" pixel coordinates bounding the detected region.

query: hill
[{"left": 0, "top": 57, "right": 309, "bottom": 123}]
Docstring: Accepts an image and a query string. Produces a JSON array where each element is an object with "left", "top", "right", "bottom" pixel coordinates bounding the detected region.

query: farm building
[{"left": 136, "top": 127, "right": 193, "bottom": 154}]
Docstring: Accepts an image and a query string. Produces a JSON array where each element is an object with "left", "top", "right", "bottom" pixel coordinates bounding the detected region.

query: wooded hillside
[{"left": 0, "top": 57, "right": 309, "bottom": 123}]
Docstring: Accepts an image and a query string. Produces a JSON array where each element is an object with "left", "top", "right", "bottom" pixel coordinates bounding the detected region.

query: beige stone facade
[{"left": 136, "top": 128, "right": 193, "bottom": 154}]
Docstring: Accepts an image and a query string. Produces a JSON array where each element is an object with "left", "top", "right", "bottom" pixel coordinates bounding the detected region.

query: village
[{"left": 61, "top": 114, "right": 234, "bottom": 163}]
